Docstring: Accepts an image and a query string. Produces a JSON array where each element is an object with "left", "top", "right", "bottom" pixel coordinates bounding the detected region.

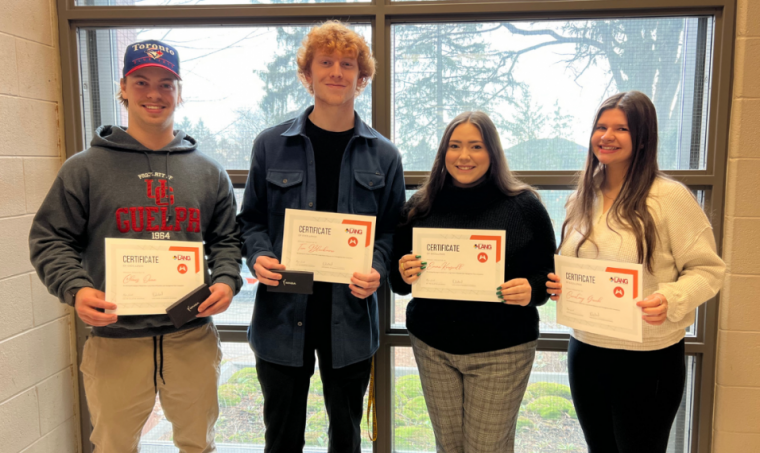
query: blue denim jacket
[{"left": 238, "top": 107, "right": 406, "bottom": 368}]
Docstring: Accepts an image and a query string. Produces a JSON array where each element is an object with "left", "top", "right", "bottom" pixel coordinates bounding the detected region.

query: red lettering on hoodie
[
  {"left": 160, "top": 207, "right": 172, "bottom": 231},
  {"left": 114, "top": 206, "right": 200, "bottom": 233},
  {"left": 188, "top": 208, "right": 201, "bottom": 232},
  {"left": 146, "top": 206, "right": 160, "bottom": 231},
  {"left": 174, "top": 207, "right": 188, "bottom": 231},
  {"left": 146, "top": 179, "right": 154, "bottom": 199},
  {"left": 130, "top": 207, "right": 145, "bottom": 232},
  {"left": 146, "top": 179, "right": 175, "bottom": 207},
  {"left": 116, "top": 208, "right": 130, "bottom": 233}
]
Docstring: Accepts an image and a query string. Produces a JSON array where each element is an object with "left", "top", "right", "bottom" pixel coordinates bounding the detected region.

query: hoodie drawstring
[
  {"left": 153, "top": 335, "right": 166, "bottom": 393},
  {"left": 165, "top": 153, "right": 173, "bottom": 225},
  {"left": 143, "top": 151, "right": 155, "bottom": 175}
]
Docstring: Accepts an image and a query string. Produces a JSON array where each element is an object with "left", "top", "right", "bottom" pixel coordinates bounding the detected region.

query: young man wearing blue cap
[
  {"left": 238, "top": 22, "right": 406, "bottom": 452},
  {"left": 29, "top": 40, "right": 241, "bottom": 452}
]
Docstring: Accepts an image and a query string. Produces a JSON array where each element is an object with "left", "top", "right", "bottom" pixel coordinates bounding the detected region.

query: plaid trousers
[{"left": 410, "top": 334, "right": 537, "bottom": 453}]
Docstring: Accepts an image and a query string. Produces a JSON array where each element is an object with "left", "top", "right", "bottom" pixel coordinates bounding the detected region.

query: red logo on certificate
[
  {"left": 177, "top": 264, "right": 188, "bottom": 274},
  {"left": 613, "top": 286, "right": 624, "bottom": 298},
  {"left": 477, "top": 252, "right": 488, "bottom": 263},
  {"left": 348, "top": 237, "right": 359, "bottom": 247}
]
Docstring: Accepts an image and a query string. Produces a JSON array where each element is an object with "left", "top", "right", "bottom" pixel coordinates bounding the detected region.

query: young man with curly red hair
[{"left": 238, "top": 21, "right": 406, "bottom": 452}]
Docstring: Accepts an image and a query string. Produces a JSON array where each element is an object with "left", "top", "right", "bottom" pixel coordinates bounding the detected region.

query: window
[
  {"left": 392, "top": 18, "right": 713, "bottom": 172},
  {"left": 78, "top": 25, "right": 372, "bottom": 172},
  {"left": 61, "top": 1, "right": 732, "bottom": 452}
]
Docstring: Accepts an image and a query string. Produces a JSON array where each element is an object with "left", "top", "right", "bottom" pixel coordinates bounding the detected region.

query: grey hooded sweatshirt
[{"left": 29, "top": 125, "right": 242, "bottom": 338}]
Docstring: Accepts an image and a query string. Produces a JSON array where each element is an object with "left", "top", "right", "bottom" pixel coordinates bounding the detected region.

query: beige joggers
[{"left": 80, "top": 323, "right": 222, "bottom": 453}]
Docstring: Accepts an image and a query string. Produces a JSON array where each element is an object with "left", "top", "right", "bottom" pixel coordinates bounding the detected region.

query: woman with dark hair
[
  {"left": 390, "top": 111, "right": 556, "bottom": 452},
  {"left": 546, "top": 91, "right": 725, "bottom": 453}
]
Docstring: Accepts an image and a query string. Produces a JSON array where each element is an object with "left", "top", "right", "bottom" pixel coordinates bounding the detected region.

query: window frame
[{"left": 58, "top": 1, "right": 734, "bottom": 453}]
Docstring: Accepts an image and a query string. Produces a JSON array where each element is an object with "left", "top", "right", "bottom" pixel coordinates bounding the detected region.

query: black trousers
[
  {"left": 568, "top": 337, "right": 686, "bottom": 453},
  {"left": 256, "top": 284, "right": 372, "bottom": 453}
]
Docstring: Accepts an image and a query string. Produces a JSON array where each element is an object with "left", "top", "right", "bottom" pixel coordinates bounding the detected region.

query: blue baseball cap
[{"left": 123, "top": 40, "right": 181, "bottom": 80}]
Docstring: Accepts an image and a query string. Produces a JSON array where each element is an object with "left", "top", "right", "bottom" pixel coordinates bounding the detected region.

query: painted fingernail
[
  {"left": 417, "top": 273, "right": 421, "bottom": 276},
  {"left": 421, "top": 266, "right": 427, "bottom": 270},
  {"left": 415, "top": 255, "right": 421, "bottom": 258}
]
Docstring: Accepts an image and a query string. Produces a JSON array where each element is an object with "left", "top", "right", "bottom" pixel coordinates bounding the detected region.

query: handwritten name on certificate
[
  {"left": 554, "top": 255, "right": 643, "bottom": 342},
  {"left": 281, "top": 209, "right": 376, "bottom": 284},
  {"left": 105, "top": 238, "right": 205, "bottom": 315},
  {"left": 412, "top": 228, "right": 506, "bottom": 303}
]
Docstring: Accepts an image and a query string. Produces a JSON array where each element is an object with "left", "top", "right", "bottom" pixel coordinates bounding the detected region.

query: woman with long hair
[
  {"left": 546, "top": 91, "right": 725, "bottom": 452},
  {"left": 391, "top": 111, "right": 556, "bottom": 452}
]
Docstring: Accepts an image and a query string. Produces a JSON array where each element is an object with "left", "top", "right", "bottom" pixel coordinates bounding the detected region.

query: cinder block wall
[
  {"left": 713, "top": 0, "right": 760, "bottom": 451},
  {"left": 0, "top": 1, "right": 81, "bottom": 452}
]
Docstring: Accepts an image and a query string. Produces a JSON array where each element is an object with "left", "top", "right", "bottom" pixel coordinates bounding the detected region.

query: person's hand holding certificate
[
  {"left": 281, "top": 209, "right": 376, "bottom": 284},
  {"left": 553, "top": 255, "right": 643, "bottom": 342},
  {"left": 105, "top": 238, "right": 205, "bottom": 315},
  {"left": 411, "top": 228, "right": 506, "bottom": 302}
]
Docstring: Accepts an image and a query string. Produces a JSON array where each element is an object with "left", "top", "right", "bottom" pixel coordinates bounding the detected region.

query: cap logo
[
  {"left": 131, "top": 43, "right": 175, "bottom": 56},
  {"left": 124, "top": 40, "right": 181, "bottom": 79},
  {"left": 146, "top": 49, "right": 164, "bottom": 60}
]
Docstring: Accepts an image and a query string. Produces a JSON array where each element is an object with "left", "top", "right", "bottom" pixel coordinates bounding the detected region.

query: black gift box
[
  {"left": 165, "top": 283, "right": 212, "bottom": 328},
  {"left": 267, "top": 270, "right": 314, "bottom": 295}
]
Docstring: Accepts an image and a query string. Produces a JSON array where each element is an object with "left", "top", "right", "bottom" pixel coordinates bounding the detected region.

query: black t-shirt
[
  {"left": 305, "top": 118, "right": 354, "bottom": 213},
  {"left": 303, "top": 119, "right": 354, "bottom": 349}
]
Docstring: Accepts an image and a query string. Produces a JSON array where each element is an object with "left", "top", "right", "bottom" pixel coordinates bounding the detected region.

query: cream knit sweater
[{"left": 559, "top": 176, "right": 725, "bottom": 351}]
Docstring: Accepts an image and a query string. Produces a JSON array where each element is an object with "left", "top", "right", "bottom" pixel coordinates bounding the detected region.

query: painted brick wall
[
  {"left": 0, "top": 0, "right": 80, "bottom": 452},
  {"left": 713, "top": 0, "right": 760, "bottom": 451}
]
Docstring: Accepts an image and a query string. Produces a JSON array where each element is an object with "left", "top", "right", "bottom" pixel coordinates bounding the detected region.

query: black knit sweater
[{"left": 390, "top": 178, "right": 556, "bottom": 354}]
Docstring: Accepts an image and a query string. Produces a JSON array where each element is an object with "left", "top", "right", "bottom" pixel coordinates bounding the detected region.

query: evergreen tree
[
  {"left": 550, "top": 100, "right": 573, "bottom": 139},
  {"left": 392, "top": 23, "right": 523, "bottom": 170},
  {"left": 176, "top": 116, "right": 214, "bottom": 154},
  {"left": 504, "top": 91, "right": 548, "bottom": 144}
]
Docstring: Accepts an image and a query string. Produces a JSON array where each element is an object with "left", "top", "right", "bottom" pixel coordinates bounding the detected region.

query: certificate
[
  {"left": 281, "top": 209, "right": 376, "bottom": 284},
  {"left": 412, "top": 228, "right": 506, "bottom": 303},
  {"left": 554, "top": 255, "right": 643, "bottom": 342},
  {"left": 105, "top": 238, "right": 206, "bottom": 315}
]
